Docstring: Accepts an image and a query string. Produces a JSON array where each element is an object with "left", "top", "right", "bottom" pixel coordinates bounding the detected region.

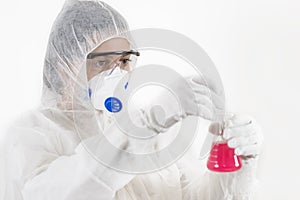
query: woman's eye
[{"left": 95, "top": 61, "right": 106, "bottom": 68}]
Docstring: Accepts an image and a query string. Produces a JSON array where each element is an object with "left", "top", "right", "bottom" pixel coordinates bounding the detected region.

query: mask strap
[{"left": 107, "top": 61, "right": 122, "bottom": 76}]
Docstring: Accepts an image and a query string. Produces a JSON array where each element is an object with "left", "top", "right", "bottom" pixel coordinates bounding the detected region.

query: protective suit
[{"left": 1, "top": 0, "right": 262, "bottom": 199}]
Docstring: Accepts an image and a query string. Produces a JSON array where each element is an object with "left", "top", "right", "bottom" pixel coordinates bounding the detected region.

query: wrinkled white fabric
[
  {"left": 2, "top": 110, "right": 260, "bottom": 200},
  {"left": 0, "top": 0, "right": 260, "bottom": 199}
]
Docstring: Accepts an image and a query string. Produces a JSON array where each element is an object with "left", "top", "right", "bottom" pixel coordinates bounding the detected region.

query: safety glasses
[
  {"left": 87, "top": 50, "right": 140, "bottom": 59},
  {"left": 86, "top": 50, "right": 140, "bottom": 76}
]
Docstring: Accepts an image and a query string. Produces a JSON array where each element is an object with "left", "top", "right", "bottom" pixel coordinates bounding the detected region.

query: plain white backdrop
[{"left": 0, "top": 0, "right": 299, "bottom": 199}]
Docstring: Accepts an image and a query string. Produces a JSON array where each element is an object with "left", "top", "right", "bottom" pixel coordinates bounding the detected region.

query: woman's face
[{"left": 86, "top": 38, "right": 131, "bottom": 81}]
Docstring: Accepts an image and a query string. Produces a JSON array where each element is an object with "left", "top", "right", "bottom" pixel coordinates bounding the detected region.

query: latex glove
[
  {"left": 185, "top": 75, "right": 225, "bottom": 119},
  {"left": 223, "top": 114, "right": 263, "bottom": 159},
  {"left": 140, "top": 75, "right": 225, "bottom": 133}
]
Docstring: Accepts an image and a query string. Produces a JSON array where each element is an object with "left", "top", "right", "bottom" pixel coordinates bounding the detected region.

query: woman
[{"left": 1, "top": 0, "right": 262, "bottom": 199}]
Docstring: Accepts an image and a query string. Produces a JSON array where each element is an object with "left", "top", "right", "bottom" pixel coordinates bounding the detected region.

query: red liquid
[{"left": 207, "top": 142, "right": 242, "bottom": 172}]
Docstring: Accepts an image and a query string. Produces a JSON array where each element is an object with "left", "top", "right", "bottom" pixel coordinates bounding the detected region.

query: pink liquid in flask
[{"left": 207, "top": 142, "right": 242, "bottom": 172}]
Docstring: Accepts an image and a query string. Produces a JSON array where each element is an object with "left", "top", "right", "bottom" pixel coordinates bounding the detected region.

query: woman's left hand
[{"left": 223, "top": 114, "right": 263, "bottom": 159}]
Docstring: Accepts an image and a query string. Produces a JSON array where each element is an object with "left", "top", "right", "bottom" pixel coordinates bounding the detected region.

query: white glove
[
  {"left": 184, "top": 75, "right": 225, "bottom": 120},
  {"left": 223, "top": 114, "right": 263, "bottom": 158},
  {"left": 140, "top": 75, "right": 225, "bottom": 133}
]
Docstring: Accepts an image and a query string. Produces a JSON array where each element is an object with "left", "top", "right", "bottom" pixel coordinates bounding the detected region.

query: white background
[{"left": 0, "top": 0, "right": 299, "bottom": 199}]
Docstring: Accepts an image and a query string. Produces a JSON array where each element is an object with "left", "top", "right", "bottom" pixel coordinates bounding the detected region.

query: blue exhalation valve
[{"left": 104, "top": 97, "right": 122, "bottom": 112}]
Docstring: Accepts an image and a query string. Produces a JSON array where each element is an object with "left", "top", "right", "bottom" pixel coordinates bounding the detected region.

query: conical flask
[{"left": 206, "top": 121, "right": 242, "bottom": 172}]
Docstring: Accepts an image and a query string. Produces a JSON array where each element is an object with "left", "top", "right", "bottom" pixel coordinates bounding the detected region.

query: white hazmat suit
[{"left": 1, "top": 0, "right": 262, "bottom": 199}]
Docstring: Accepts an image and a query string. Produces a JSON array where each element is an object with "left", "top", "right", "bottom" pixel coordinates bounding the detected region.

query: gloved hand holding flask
[{"left": 206, "top": 114, "right": 263, "bottom": 172}]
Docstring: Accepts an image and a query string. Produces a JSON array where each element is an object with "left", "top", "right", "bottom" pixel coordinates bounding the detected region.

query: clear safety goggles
[{"left": 86, "top": 50, "right": 140, "bottom": 76}]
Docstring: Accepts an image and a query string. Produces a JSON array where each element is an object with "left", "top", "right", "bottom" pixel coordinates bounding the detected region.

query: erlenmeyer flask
[
  {"left": 206, "top": 121, "right": 242, "bottom": 172},
  {"left": 207, "top": 140, "right": 242, "bottom": 172}
]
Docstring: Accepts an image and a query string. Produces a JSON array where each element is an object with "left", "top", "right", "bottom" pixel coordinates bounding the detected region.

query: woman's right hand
[{"left": 139, "top": 75, "right": 225, "bottom": 133}]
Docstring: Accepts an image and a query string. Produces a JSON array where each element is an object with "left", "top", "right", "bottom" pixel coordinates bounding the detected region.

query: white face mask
[{"left": 88, "top": 67, "right": 128, "bottom": 112}]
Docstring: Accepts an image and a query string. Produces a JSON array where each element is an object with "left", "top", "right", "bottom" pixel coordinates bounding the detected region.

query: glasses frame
[{"left": 87, "top": 50, "right": 140, "bottom": 59}]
